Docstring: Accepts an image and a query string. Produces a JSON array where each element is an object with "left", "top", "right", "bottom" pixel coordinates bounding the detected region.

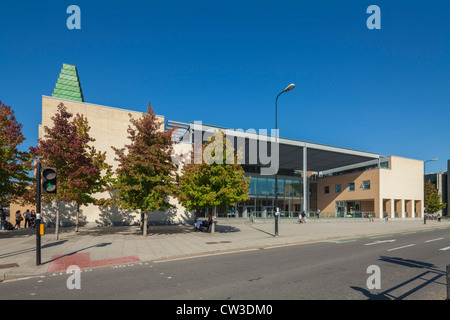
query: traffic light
[{"left": 42, "top": 167, "right": 57, "bottom": 194}]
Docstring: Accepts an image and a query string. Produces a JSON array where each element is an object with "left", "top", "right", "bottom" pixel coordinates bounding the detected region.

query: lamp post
[
  {"left": 274, "top": 83, "right": 295, "bottom": 237},
  {"left": 36, "top": 162, "right": 42, "bottom": 266},
  {"left": 424, "top": 158, "right": 438, "bottom": 224}
]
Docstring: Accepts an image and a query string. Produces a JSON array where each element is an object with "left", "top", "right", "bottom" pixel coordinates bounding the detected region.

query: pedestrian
[
  {"left": 24, "top": 209, "right": 31, "bottom": 228},
  {"left": 0, "top": 208, "right": 5, "bottom": 229},
  {"left": 437, "top": 214, "right": 441, "bottom": 222},
  {"left": 14, "top": 210, "right": 23, "bottom": 229},
  {"left": 301, "top": 211, "right": 307, "bottom": 223},
  {"left": 30, "top": 210, "right": 36, "bottom": 228},
  {"left": 207, "top": 213, "right": 213, "bottom": 232}
]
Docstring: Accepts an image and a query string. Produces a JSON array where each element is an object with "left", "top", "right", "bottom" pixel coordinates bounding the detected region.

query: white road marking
[
  {"left": 439, "top": 246, "right": 450, "bottom": 251},
  {"left": 365, "top": 239, "right": 396, "bottom": 246},
  {"left": 330, "top": 239, "right": 357, "bottom": 244},
  {"left": 387, "top": 244, "right": 415, "bottom": 252},
  {"left": 425, "top": 238, "right": 444, "bottom": 243}
]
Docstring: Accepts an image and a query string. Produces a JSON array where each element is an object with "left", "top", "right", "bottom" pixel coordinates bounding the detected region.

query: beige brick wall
[
  {"left": 317, "top": 169, "right": 379, "bottom": 214},
  {"left": 39, "top": 96, "right": 193, "bottom": 227},
  {"left": 379, "top": 156, "right": 423, "bottom": 201},
  {"left": 41, "top": 96, "right": 164, "bottom": 170},
  {"left": 317, "top": 156, "right": 424, "bottom": 218}
]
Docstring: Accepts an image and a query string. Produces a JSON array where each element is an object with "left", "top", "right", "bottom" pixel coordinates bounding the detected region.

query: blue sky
[{"left": 1, "top": 0, "right": 449, "bottom": 173}]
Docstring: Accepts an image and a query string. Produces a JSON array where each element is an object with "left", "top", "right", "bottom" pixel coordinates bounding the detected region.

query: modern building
[
  {"left": 424, "top": 161, "right": 449, "bottom": 216},
  {"left": 10, "top": 63, "right": 426, "bottom": 227},
  {"left": 169, "top": 122, "right": 424, "bottom": 220},
  {"left": 317, "top": 156, "right": 424, "bottom": 219}
]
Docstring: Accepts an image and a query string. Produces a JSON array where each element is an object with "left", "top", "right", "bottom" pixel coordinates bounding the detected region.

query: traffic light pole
[{"left": 36, "top": 162, "right": 41, "bottom": 266}]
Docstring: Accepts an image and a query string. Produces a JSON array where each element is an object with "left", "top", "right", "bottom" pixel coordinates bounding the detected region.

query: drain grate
[
  {"left": 206, "top": 241, "right": 232, "bottom": 245},
  {"left": 0, "top": 263, "right": 19, "bottom": 269}
]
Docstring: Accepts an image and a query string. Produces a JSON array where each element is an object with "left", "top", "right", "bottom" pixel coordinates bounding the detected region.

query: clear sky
[{"left": 1, "top": 0, "right": 449, "bottom": 173}]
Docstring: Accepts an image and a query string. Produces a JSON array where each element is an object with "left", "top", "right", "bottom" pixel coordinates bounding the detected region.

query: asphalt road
[{"left": 1, "top": 227, "right": 449, "bottom": 301}]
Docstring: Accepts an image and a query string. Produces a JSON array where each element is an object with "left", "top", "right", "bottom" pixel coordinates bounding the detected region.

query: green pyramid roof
[{"left": 51, "top": 63, "right": 84, "bottom": 102}]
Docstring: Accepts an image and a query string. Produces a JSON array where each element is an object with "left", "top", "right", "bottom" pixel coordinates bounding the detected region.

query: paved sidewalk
[{"left": 1, "top": 218, "right": 449, "bottom": 281}]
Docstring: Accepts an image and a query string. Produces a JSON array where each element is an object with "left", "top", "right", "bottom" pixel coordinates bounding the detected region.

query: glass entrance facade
[
  {"left": 236, "top": 174, "right": 304, "bottom": 218},
  {"left": 335, "top": 200, "right": 363, "bottom": 217},
  {"left": 196, "top": 168, "right": 309, "bottom": 219}
]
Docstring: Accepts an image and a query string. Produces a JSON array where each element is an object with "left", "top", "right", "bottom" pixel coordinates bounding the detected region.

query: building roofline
[
  {"left": 187, "top": 121, "right": 381, "bottom": 160},
  {"left": 42, "top": 95, "right": 165, "bottom": 118}
]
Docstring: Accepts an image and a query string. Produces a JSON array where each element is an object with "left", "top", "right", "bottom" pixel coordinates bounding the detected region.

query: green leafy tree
[
  {"left": 103, "top": 103, "right": 178, "bottom": 235},
  {"left": 32, "top": 103, "right": 112, "bottom": 236},
  {"left": 177, "top": 130, "right": 250, "bottom": 233},
  {"left": 0, "top": 100, "right": 34, "bottom": 205},
  {"left": 425, "top": 180, "right": 447, "bottom": 214}
]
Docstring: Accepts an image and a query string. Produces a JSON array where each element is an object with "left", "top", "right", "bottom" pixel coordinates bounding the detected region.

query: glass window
[
  {"left": 324, "top": 186, "right": 330, "bottom": 194},
  {"left": 254, "top": 178, "right": 264, "bottom": 194},
  {"left": 292, "top": 180, "right": 302, "bottom": 197},
  {"left": 362, "top": 180, "right": 370, "bottom": 190},
  {"left": 284, "top": 180, "right": 293, "bottom": 196},
  {"left": 348, "top": 182, "right": 355, "bottom": 191},
  {"left": 266, "top": 178, "right": 275, "bottom": 195},
  {"left": 277, "top": 179, "right": 285, "bottom": 195},
  {"left": 335, "top": 184, "right": 341, "bottom": 193},
  {"left": 248, "top": 177, "right": 257, "bottom": 195},
  {"left": 255, "top": 177, "right": 265, "bottom": 195}
]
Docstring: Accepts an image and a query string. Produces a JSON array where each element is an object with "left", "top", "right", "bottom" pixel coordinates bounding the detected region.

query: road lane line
[
  {"left": 387, "top": 244, "right": 415, "bottom": 252},
  {"left": 329, "top": 239, "right": 357, "bottom": 244},
  {"left": 365, "top": 239, "right": 396, "bottom": 246},
  {"left": 425, "top": 238, "right": 444, "bottom": 243},
  {"left": 439, "top": 246, "right": 450, "bottom": 251}
]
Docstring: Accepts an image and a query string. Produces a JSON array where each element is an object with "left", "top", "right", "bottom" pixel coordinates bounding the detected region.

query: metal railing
[{"left": 206, "top": 211, "right": 380, "bottom": 220}]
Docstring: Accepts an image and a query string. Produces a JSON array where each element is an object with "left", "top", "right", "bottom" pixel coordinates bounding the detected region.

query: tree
[
  {"left": 103, "top": 103, "right": 178, "bottom": 235},
  {"left": 32, "top": 103, "right": 112, "bottom": 236},
  {"left": 425, "top": 180, "right": 447, "bottom": 214},
  {"left": 0, "top": 100, "right": 34, "bottom": 205},
  {"left": 177, "top": 130, "right": 250, "bottom": 233}
]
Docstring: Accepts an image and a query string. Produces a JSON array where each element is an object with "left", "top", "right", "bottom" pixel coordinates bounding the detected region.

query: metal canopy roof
[
  {"left": 168, "top": 121, "right": 381, "bottom": 173},
  {"left": 279, "top": 144, "right": 379, "bottom": 172}
]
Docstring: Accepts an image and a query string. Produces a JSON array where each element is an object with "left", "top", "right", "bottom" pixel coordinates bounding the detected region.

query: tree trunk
[
  {"left": 143, "top": 211, "right": 148, "bottom": 236},
  {"left": 211, "top": 206, "right": 216, "bottom": 234},
  {"left": 75, "top": 202, "right": 80, "bottom": 232},
  {"left": 55, "top": 199, "right": 60, "bottom": 240}
]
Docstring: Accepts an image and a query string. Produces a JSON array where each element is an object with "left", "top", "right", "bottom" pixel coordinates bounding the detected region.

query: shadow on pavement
[
  {"left": 350, "top": 256, "right": 446, "bottom": 300},
  {"left": 2, "top": 224, "right": 242, "bottom": 239},
  {"left": 0, "top": 240, "right": 68, "bottom": 260},
  {"left": 42, "top": 242, "right": 112, "bottom": 265}
]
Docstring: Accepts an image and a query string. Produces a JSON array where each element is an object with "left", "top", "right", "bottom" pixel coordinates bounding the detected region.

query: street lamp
[
  {"left": 274, "top": 83, "right": 295, "bottom": 237},
  {"left": 424, "top": 158, "right": 438, "bottom": 224}
]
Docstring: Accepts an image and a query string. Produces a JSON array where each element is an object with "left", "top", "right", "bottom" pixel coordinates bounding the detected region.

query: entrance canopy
[
  {"left": 166, "top": 120, "right": 381, "bottom": 173},
  {"left": 272, "top": 138, "right": 380, "bottom": 172}
]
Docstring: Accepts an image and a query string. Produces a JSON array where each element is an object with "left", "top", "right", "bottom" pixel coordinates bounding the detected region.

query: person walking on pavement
[
  {"left": 299, "top": 211, "right": 306, "bottom": 223},
  {"left": 0, "top": 208, "right": 6, "bottom": 229},
  {"left": 14, "top": 210, "right": 23, "bottom": 229},
  {"left": 24, "top": 209, "right": 31, "bottom": 228},
  {"left": 30, "top": 210, "right": 36, "bottom": 228},
  {"left": 301, "top": 211, "right": 307, "bottom": 223}
]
